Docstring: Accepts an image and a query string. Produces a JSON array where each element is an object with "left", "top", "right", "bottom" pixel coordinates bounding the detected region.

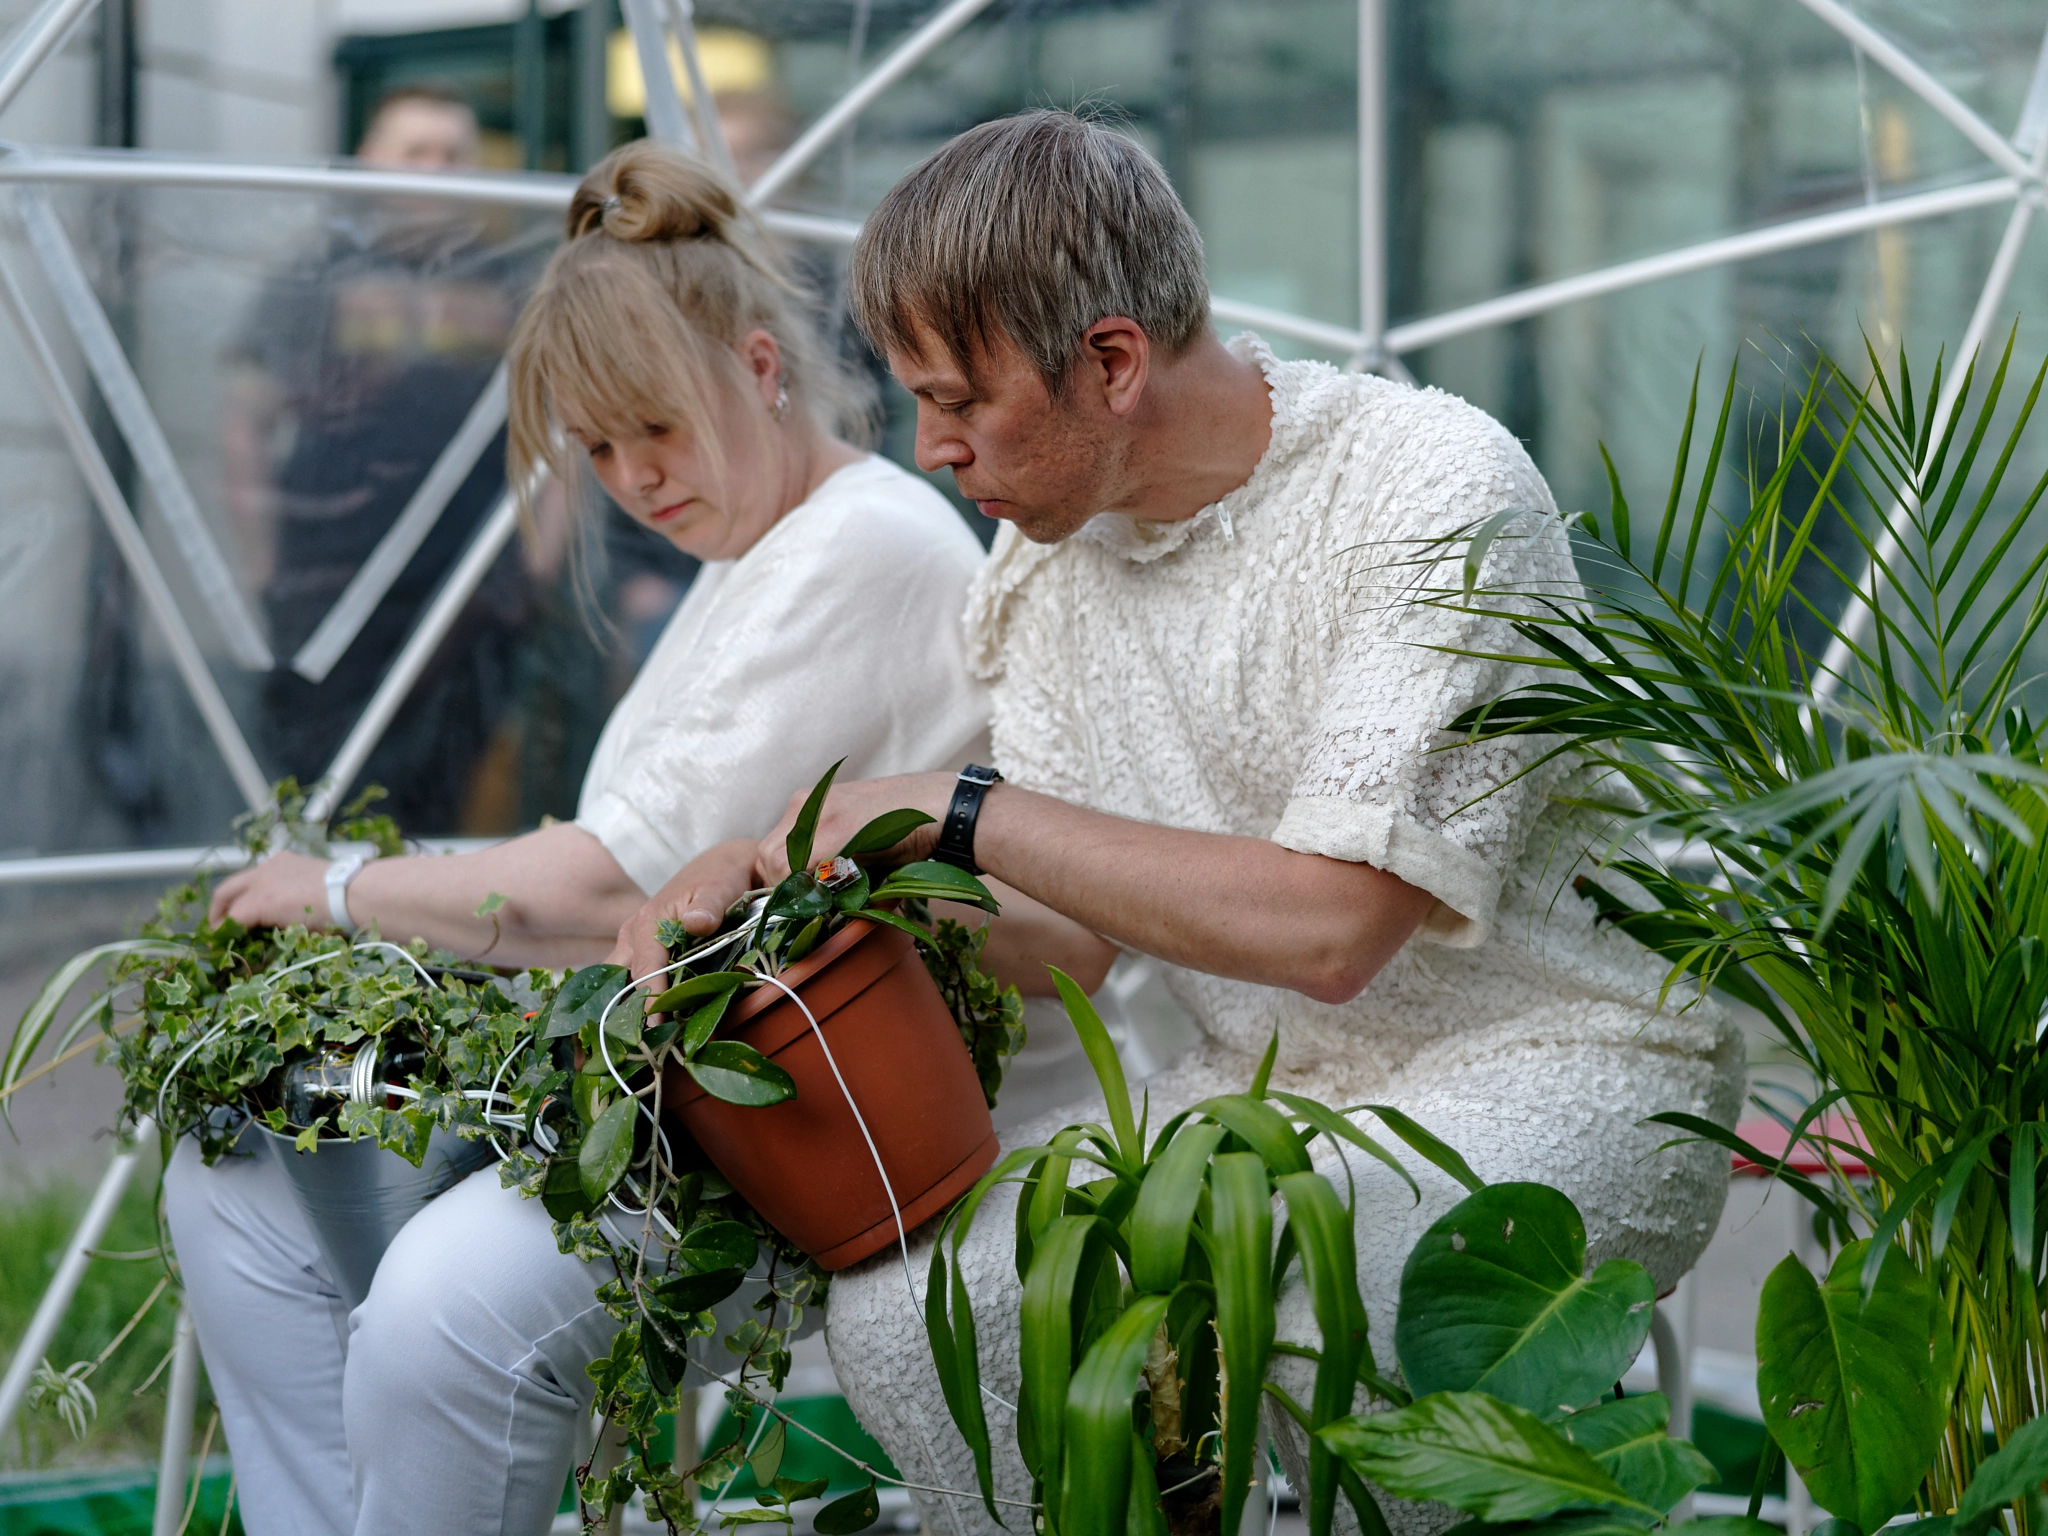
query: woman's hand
[
  {"left": 209, "top": 852, "right": 330, "bottom": 929},
  {"left": 609, "top": 839, "right": 760, "bottom": 987},
  {"left": 754, "top": 772, "right": 955, "bottom": 883}
]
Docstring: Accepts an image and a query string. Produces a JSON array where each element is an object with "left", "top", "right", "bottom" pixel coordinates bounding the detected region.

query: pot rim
[{"left": 724, "top": 915, "right": 882, "bottom": 1028}]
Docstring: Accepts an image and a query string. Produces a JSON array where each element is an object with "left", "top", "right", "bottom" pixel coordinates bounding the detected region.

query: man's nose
[{"left": 914, "top": 416, "right": 971, "bottom": 475}]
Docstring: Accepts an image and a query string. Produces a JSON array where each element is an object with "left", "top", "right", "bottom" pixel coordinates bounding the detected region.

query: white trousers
[{"left": 162, "top": 1136, "right": 618, "bottom": 1536}]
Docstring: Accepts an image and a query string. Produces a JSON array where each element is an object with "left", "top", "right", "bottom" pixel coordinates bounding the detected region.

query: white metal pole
[
  {"left": 1384, "top": 174, "right": 2019, "bottom": 355},
  {"left": 621, "top": 0, "right": 695, "bottom": 151},
  {"left": 0, "top": 1115, "right": 155, "bottom": 1440},
  {"left": 665, "top": 0, "right": 736, "bottom": 179},
  {"left": 1793, "top": 0, "right": 2036, "bottom": 184},
  {"left": 303, "top": 481, "right": 530, "bottom": 825},
  {"left": 15, "top": 188, "right": 272, "bottom": 670},
  {"left": 0, "top": 0, "right": 101, "bottom": 121},
  {"left": 290, "top": 364, "right": 509, "bottom": 683},
  {"left": 1816, "top": 103, "right": 2048, "bottom": 699},
  {"left": 150, "top": 1309, "right": 200, "bottom": 1536},
  {"left": 0, "top": 251, "right": 270, "bottom": 810},
  {"left": 1357, "top": 0, "right": 1386, "bottom": 354},
  {"left": 746, "top": 0, "right": 1000, "bottom": 208}
]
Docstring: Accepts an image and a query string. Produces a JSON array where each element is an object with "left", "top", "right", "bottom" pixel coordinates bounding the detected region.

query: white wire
[{"left": 154, "top": 1017, "right": 230, "bottom": 1126}]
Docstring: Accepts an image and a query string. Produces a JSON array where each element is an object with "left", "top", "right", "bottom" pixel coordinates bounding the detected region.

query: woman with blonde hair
[{"left": 165, "top": 141, "right": 989, "bottom": 1536}]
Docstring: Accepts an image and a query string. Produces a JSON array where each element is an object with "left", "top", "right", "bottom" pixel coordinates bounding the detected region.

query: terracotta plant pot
[{"left": 665, "top": 917, "right": 999, "bottom": 1270}]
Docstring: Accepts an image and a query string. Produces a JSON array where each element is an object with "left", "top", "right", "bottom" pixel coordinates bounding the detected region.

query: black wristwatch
[{"left": 932, "top": 765, "right": 1004, "bottom": 875}]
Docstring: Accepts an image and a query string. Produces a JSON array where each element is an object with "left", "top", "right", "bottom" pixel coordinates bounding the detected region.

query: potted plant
[
  {"left": 1438, "top": 340, "right": 2048, "bottom": 1522},
  {"left": 485, "top": 761, "right": 1026, "bottom": 1532}
]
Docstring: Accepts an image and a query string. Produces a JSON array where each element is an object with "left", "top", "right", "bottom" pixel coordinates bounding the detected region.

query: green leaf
[
  {"left": 1319, "top": 1391, "right": 1659, "bottom": 1523},
  {"left": 1270, "top": 1091, "right": 1420, "bottom": 1202},
  {"left": 1129, "top": 1122, "right": 1227, "bottom": 1292},
  {"left": 1050, "top": 968, "right": 1140, "bottom": 1169},
  {"left": 1956, "top": 1415, "right": 2048, "bottom": 1530},
  {"left": 1756, "top": 1241, "right": 1951, "bottom": 1534},
  {"left": 1019, "top": 1214, "right": 1115, "bottom": 1485},
  {"left": 1359, "top": 1104, "right": 1485, "bottom": 1193},
  {"left": 786, "top": 759, "right": 844, "bottom": 876},
  {"left": 838, "top": 809, "right": 936, "bottom": 858},
  {"left": 642, "top": 1317, "right": 689, "bottom": 1396},
  {"left": 1463, "top": 507, "right": 1538, "bottom": 597},
  {"left": 1210, "top": 1151, "right": 1275, "bottom": 1536},
  {"left": 473, "top": 891, "right": 507, "bottom": 917},
  {"left": 925, "top": 1235, "right": 997, "bottom": 1520},
  {"left": 1060, "top": 1293, "right": 1173, "bottom": 1536},
  {"left": 1396, "top": 1184, "right": 1655, "bottom": 1417},
  {"left": 1277, "top": 1171, "right": 1374, "bottom": 1536},
  {"left": 813, "top": 1480, "right": 882, "bottom": 1534},
  {"left": 652, "top": 1267, "right": 746, "bottom": 1312},
  {"left": 774, "top": 1475, "right": 832, "bottom": 1505},
  {"left": 749, "top": 1416, "right": 786, "bottom": 1488},
  {"left": 1557, "top": 1394, "right": 1716, "bottom": 1513},
  {"left": 871, "top": 859, "right": 1000, "bottom": 914},
  {"left": 541, "top": 1154, "right": 596, "bottom": 1221},
  {"left": 680, "top": 988, "right": 737, "bottom": 1059},
  {"left": 686, "top": 1041, "right": 797, "bottom": 1107},
  {"left": 645, "top": 970, "right": 748, "bottom": 1016},
  {"left": 765, "top": 870, "right": 833, "bottom": 925},
  {"left": 578, "top": 1095, "right": 637, "bottom": 1202},
  {"left": 675, "top": 1219, "right": 758, "bottom": 1274},
  {"left": 1193, "top": 1094, "right": 1312, "bottom": 1176},
  {"left": 543, "top": 963, "right": 630, "bottom": 1040},
  {"left": 6, "top": 939, "right": 184, "bottom": 1118}
]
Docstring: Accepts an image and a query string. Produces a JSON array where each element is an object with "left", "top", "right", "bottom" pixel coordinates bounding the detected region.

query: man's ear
[{"left": 1081, "top": 317, "right": 1149, "bottom": 417}]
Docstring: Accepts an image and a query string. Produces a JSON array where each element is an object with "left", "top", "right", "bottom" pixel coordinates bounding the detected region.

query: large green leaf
[
  {"left": 870, "top": 860, "right": 1000, "bottom": 914},
  {"left": 1318, "top": 1391, "right": 1661, "bottom": 1524},
  {"left": 542, "top": 963, "right": 630, "bottom": 1040},
  {"left": 1556, "top": 1394, "right": 1716, "bottom": 1513},
  {"left": 578, "top": 1095, "right": 637, "bottom": 1202},
  {"left": 645, "top": 970, "right": 748, "bottom": 1017},
  {"left": 1128, "top": 1122, "right": 1226, "bottom": 1292},
  {"left": 1395, "top": 1184, "right": 1655, "bottom": 1416},
  {"left": 673, "top": 1219, "right": 757, "bottom": 1275},
  {"left": 1060, "top": 1293, "right": 1172, "bottom": 1536},
  {"left": 1756, "top": 1240, "right": 1952, "bottom": 1534},
  {"left": 1209, "top": 1151, "right": 1275, "bottom": 1536},
  {"left": 1277, "top": 1171, "right": 1373, "bottom": 1536},
  {"left": 1019, "top": 1214, "right": 1115, "bottom": 1485},
  {"left": 785, "top": 759, "right": 844, "bottom": 875},
  {"left": 813, "top": 1480, "right": 882, "bottom": 1535},
  {"left": 685, "top": 1041, "right": 797, "bottom": 1107},
  {"left": 837, "top": 809, "right": 935, "bottom": 858}
]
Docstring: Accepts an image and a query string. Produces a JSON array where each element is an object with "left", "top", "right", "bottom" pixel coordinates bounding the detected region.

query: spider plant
[{"left": 1444, "top": 335, "right": 2048, "bottom": 1519}]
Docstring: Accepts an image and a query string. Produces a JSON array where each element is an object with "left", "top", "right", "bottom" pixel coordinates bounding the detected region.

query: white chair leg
[
  {"left": 0, "top": 1116, "right": 154, "bottom": 1439},
  {"left": 152, "top": 1306, "right": 201, "bottom": 1536},
  {"left": 1648, "top": 1296, "right": 1695, "bottom": 1522}
]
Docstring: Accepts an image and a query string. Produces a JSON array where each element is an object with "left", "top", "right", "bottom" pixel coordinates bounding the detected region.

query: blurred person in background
[
  {"left": 222, "top": 85, "right": 549, "bottom": 834},
  {"left": 177, "top": 141, "right": 990, "bottom": 1536}
]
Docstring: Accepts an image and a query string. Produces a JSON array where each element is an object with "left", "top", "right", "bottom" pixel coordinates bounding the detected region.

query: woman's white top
[
  {"left": 964, "top": 335, "right": 1743, "bottom": 1119},
  {"left": 578, "top": 455, "right": 989, "bottom": 894}
]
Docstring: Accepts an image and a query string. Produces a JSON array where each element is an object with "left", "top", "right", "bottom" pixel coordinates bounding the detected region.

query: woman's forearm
[{"left": 345, "top": 822, "right": 644, "bottom": 967}]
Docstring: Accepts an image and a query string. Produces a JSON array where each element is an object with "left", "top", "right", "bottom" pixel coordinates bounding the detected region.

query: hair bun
[{"left": 569, "top": 139, "right": 740, "bottom": 245}]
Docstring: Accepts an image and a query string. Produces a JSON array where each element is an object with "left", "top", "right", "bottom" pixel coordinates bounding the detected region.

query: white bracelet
[{"left": 324, "top": 846, "right": 376, "bottom": 934}]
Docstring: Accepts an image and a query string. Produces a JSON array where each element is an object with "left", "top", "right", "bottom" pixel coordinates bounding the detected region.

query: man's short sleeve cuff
[
  {"left": 1271, "top": 796, "right": 1499, "bottom": 948},
  {"left": 575, "top": 796, "right": 682, "bottom": 897}
]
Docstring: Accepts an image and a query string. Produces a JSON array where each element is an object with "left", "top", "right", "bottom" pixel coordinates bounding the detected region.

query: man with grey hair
[{"left": 618, "top": 109, "right": 1740, "bottom": 1535}]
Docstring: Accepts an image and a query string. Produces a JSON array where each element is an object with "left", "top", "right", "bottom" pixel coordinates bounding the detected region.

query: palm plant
[{"left": 1445, "top": 335, "right": 2048, "bottom": 1517}]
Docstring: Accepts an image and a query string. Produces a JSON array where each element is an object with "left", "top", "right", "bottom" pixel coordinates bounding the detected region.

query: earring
[{"left": 772, "top": 384, "right": 789, "bottom": 420}]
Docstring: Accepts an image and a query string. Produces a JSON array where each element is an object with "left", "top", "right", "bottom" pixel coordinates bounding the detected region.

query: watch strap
[
  {"left": 324, "top": 846, "right": 375, "bottom": 934},
  {"left": 932, "top": 765, "right": 1003, "bottom": 876}
]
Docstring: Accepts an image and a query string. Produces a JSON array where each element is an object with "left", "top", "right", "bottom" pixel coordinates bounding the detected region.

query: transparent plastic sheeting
[{"left": 0, "top": 180, "right": 697, "bottom": 874}]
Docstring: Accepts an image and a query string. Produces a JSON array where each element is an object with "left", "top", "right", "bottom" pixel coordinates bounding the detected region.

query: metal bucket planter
[{"left": 259, "top": 1123, "right": 494, "bottom": 1313}]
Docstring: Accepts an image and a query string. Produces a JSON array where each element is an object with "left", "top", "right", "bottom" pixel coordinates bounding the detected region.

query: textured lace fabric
[{"left": 824, "top": 338, "right": 1744, "bottom": 1536}]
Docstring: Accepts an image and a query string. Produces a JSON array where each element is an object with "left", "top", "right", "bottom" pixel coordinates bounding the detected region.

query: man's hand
[
  {"left": 755, "top": 772, "right": 956, "bottom": 883},
  {"left": 610, "top": 839, "right": 760, "bottom": 987},
  {"left": 209, "top": 852, "right": 328, "bottom": 929}
]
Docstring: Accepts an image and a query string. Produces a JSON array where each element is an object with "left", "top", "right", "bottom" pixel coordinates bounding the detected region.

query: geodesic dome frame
[{"left": 0, "top": 0, "right": 2044, "bottom": 1515}]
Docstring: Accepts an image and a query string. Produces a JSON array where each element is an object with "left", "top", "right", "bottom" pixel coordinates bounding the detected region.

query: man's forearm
[{"left": 972, "top": 786, "right": 1432, "bottom": 1004}]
